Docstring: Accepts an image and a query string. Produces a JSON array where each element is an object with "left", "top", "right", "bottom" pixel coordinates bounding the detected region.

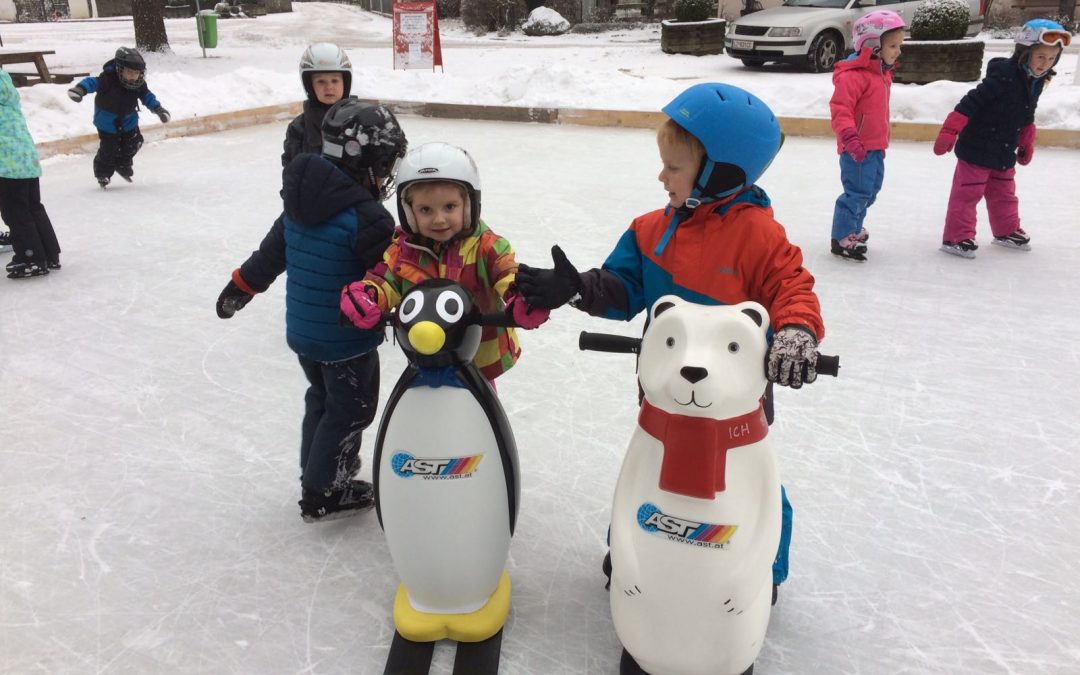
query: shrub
[
  {"left": 911, "top": 0, "right": 970, "bottom": 41},
  {"left": 544, "top": 0, "right": 582, "bottom": 24},
  {"left": 672, "top": 0, "right": 714, "bottom": 22},
  {"left": 461, "top": 0, "right": 529, "bottom": 31},
  {"left": 437, "top": 0, "right": 461, "bottom": 19}
]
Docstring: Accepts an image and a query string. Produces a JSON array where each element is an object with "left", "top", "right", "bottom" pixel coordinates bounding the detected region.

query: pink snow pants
[{"left": 942, "top": 159, "right": 1020, "bottom": 243}]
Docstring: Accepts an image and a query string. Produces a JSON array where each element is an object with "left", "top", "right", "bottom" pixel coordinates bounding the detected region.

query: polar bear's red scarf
[{"left": 638, "top": 400, "right": 769, "bottom": 499}]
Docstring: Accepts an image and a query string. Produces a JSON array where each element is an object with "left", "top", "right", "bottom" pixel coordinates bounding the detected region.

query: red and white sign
[{"left": 392, "top": 1, "right": 444, "bottom": 71}]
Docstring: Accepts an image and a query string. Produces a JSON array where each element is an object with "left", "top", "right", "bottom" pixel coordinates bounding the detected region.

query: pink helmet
[{"left": 853, "top": 10, "right": 906, "bottom": 52}]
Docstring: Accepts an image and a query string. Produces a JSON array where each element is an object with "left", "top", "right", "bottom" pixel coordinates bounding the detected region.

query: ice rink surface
[{"left": 1, "top": 116, "right": 1078, "bottom": 674}]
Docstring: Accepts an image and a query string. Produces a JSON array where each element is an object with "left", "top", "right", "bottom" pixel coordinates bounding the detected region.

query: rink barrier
[{"left": 36, "top": 99, "right": 1080, "bottom": 159}]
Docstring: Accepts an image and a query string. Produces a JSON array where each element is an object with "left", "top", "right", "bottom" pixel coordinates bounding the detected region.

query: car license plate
[{"left": 732, "top": 40, "right": 754, "bottom": 50}]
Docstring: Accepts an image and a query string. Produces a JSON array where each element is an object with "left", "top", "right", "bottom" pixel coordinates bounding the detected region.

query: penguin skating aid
[
  {"left": 580, "top": 297, "right": 839, "bottom": 675},
  {"left": 373, "top": 279, "right": 520, "bottom": 675}
]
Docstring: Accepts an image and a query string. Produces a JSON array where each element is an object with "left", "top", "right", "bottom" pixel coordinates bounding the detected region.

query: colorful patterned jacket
[
  {"left": 362, "top": 221, "right": 521, "bottom": 381},
  {"left": 0, "top": 72, "right": 42, "bottom": 179}
]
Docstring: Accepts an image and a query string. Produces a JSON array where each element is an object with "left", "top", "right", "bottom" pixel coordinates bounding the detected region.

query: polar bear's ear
[
  {"left": 741, "top": 307, "right": 764, "bottom": 327},
  {"left": 653, "top": 301, "right": 676, "bottom": 318}
]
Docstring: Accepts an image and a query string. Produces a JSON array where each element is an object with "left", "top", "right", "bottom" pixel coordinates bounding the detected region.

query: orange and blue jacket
[
  {"left": 576, "top": 188, "right": 824, "bottom": 340},
  {"left": 361, "top": 220, "right": 521, "bottom": 381}
]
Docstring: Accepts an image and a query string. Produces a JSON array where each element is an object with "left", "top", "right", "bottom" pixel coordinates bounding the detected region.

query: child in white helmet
[
  {"left": 933, "top": 19, "right": 1068, "bottom": 258},
  {"left": 340, "top": 142, "right": 549, "bottom": 384},
  {"left": 828, "top": 10, "right": 905, "bottom": 262},
  {"left": 282, "top": 43, "right": 353, "bottom": 175}
]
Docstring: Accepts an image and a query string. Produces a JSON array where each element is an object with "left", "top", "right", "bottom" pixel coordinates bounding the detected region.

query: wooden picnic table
[{"left": 0, "top": 50, "right": 87, "bottom": 87}]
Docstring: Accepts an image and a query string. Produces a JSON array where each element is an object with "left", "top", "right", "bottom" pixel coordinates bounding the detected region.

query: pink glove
[
  {"left": 839, "top": 128, "right": 866, "bottom": 162},
  {"left": 340, "top": 283, "right": 383, "bottom": 330},
  {"left": 505, "top": 293, "right": 549, "bottom": 330},
  {"left": 933, "top": 111, "right": 969, "bottom": 156},
  {"left": 1016, "top": 123, "right": 1036, "bottom": 166}
]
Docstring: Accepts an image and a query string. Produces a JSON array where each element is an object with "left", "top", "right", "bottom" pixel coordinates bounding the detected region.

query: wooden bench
[
  {"left": 1, "top": 50, "right": 58, "bottom": 87},
  {"left": 5, "top": 71, "right": 89, "bottom": 87}
]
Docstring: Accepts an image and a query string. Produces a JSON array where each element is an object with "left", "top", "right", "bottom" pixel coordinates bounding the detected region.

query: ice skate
[
  {"left": 831, "top": 234, "right": 867, "bottom": 262},
  {"left": 0, "top": 231, "right": 11, "bottom": 254},
  {"left": 992, "top": 228, "right": 1031, "bottom": 251},
  {"left": 97, "top": 176, "right": 110, "bottom": 188},
  {"left": 6, "top": 261, "right": 49, "bottom": 279},
  {"left": 940, "top": 238, "right": 978, "bottom": 259},
  {"left": 117, "top": 167, "right": 133, "bottom": 183},
  {"left": 299, "top": 479, "right": 374, "bottom": 523}
]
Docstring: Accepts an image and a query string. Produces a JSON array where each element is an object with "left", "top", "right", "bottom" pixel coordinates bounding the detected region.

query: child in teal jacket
[{"left": 0, "top": 71, "right": 61, "bottom": 279}]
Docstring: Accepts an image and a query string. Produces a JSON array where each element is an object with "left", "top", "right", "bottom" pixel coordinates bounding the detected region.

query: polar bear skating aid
[{"left": 580, "top": 296, "right": 838, "bottom": 675}]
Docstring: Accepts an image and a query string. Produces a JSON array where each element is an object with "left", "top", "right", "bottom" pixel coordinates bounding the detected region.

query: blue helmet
[
  {"left": 661, "top": 83, "right": 782, "bottom": 201},
  {"left": 1015, "top": 19, "right": 1071, "bottom": 47}
]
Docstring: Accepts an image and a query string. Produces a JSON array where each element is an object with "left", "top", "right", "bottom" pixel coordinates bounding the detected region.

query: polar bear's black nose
[{"left": 680, "top": 366, "right": 708, "bottom": 384}]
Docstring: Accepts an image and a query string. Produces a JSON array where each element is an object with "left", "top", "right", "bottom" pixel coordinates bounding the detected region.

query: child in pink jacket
[{"left": 828, "top": 10, "right": 905, "bottom": 262}]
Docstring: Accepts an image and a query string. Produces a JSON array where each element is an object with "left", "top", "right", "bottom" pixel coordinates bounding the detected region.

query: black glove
[
  {"left": 515, "top": 245, "right": 582, "bottom": 310},
  {"left": 155, "top": 107, "right": 171, "bottom": 123},
  {"left": 216, "top": 279, "right": 253, "bottom": 319},
  {"left": 766, "top": 325, "right": 818, "bottom": 389},
  {"left": 67, "top": 86, "right": 86, "bottom": 103}
]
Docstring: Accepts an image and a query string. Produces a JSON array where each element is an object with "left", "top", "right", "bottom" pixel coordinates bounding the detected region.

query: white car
[{"left": 725, "top": 0, "right": 984, "bottom": 72}]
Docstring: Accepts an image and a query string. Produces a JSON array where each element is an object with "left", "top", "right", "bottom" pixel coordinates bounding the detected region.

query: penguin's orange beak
[{"left": 408, "top": 321, "right": 446, "bottom": 355}]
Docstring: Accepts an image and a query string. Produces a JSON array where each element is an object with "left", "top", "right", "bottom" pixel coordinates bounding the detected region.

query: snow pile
[{"left": 521, "top": 7, "right": 571, "bottom": 36}]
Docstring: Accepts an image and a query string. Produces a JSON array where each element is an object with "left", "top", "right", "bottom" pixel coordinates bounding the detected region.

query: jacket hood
[
  {"left": 833, "top": 48, "right": 880, "bottom": 81},
  {"left": 282, "top": 153, "right": 374, "bottom": 225}
]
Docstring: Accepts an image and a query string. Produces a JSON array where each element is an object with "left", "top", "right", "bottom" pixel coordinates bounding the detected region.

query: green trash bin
[{"left": 197, "top": 10, "right": 218, "bottom": 49}]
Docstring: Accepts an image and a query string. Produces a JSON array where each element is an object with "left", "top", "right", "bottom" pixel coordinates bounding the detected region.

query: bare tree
[{"left": 133, "top": 0, "right": 171, "bottom": 53}]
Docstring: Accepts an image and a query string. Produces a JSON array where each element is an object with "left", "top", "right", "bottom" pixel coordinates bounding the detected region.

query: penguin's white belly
[
  {"left": 610, "top": 431, "right": 780, "bottom": 675},
  {"left": 379, "top": 386, "right": 511, "bottom": 614}
]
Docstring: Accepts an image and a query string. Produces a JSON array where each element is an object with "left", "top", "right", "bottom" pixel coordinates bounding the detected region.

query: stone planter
[
  {"left": 893, "top": 40, "right": 985, "bottom": 85},
  {"left": 661, "top": 18, "right": 726, "bottom": 56}
]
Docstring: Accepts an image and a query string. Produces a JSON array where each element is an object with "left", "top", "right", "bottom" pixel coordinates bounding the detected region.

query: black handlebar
[{"left": 578, "top": 331, "right": 840, "bottom": 378}]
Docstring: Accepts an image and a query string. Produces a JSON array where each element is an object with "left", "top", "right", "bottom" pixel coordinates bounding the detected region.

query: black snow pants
[
  {"left": 297, "top": 350, "right": 380, "bottom": 492},
  {"left": 94, "top": 128, "right": 144, "bottom": 180},
  {"left": 0, "top": 177, "right": 61, "bottom": 266}
]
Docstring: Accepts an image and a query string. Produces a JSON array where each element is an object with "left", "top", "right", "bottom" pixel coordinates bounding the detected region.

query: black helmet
[
  {"left": 321, "top": 98, "right": 408, "bottom": 201},
  {"left": 113, "top": 47, "right": 146, "bottom": 90}
]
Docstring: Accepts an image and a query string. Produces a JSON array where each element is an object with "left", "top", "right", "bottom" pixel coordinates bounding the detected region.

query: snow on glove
[
  {"left": 933, "top": 111, "right": 969, "bottom": 156},
  {"left": 216, "top": 270, "right": 255, "bottom": 319},
  {"left": 1016, "top": 123, "right": 1036, "bottom": 166},
  {"left": 514, "top": 245, "right": 581, "bottom": 310},
  {"left": 67, "top": 86, "right": 86, "bottom": 103},
  {"left": 505, "top": 292, "right": 550, "bottom": 330},
  {"left": 839, "top": 128, "right": 866, "bottom": 163},
  {"left": 340, "top": 282, "right": 383, "bottom": 330},
  {"left": 154, "top": 107, "right": 171, "bottom": 124},
  {"left": 766, "top": 325, "right": 818, "bottom": 389}
]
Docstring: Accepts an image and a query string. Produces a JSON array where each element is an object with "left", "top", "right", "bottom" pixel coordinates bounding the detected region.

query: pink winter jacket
[{"left": 829, "top": 48, "right": 893, "bottom": 153}]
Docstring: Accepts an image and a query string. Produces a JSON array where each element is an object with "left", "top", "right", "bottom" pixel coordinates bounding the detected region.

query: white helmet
[
  {"left": 396, "top": 142, "right": 482, "bottom": 236},
  {"left": 299, "top": 43, "right": 352, "bottom": 100}
]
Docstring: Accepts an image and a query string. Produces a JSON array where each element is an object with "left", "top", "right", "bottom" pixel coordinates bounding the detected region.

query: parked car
[{"left": 725, "top": 0, "right": 985, "bottom": 72}]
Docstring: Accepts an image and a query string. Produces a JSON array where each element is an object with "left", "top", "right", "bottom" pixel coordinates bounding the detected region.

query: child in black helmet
[
  {"left": 67, "top": 47, "right": 170, "bottom": 188},
  {"left": 282, "top": 43, "right": 353, "bottom": 173},
  {"left": 216, "top": 97, "right": 407, "bottom": 523}
]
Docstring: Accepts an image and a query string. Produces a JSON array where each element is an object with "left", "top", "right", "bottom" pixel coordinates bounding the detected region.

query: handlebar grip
[
  {"left": 816, "top": 353, "right": 840, "bottom": 377},
  {"left": 479, "top": 312, "right": 517, "bottom": 328},
  {"left": 578, "top": 331, "right": 641, "bottom": 355}
]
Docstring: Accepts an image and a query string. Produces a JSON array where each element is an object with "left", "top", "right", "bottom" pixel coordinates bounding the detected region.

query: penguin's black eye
[
  {"left": 728, "top": 342, "right": 740, "bottom": 354},
  {"left": 436, "top": 290, "right": 465, "bottom": 323},
  {"left": 400, "top": 294, "right": 424, "bottom": 323},
  {"left": 666, "top": 337, "right": 675, "bottom": 348}
]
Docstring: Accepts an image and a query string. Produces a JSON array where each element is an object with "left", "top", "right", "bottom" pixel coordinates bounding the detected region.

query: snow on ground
[
  {"left": 2, "top": 2, "right": 1080, "bottom": 144},
  {"left": 1, "top": 110, "right": 1078, "bottom": 673}
]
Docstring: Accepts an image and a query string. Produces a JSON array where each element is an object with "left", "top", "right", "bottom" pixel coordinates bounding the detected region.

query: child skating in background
[
  {"left": 215, "top": 98, "right": 406, "bottom": 522},
  {"left": 515, "top": 83, "right": 825, "bottom": 604},
  {"left": 340, "top": 142, "right": 549, "bottom": 383},
  {"left": 828, "top": 10, "right": 905, "bottom": 262},
  {"left": 1, "top": 70, "right": 61, "bottom": 279},
  {"left": 282, "top": 43, "right": 352, "bottom": 174},
  {"left": 67, "top": 47, "right": 170, "bottom": 188},
  {"left": 934, "top": 19, "right": 1067, "bottom": 258}
]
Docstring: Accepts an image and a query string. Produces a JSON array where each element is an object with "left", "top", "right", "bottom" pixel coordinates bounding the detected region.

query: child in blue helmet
[
  {"left": 68, "top": 47, "right": 170, "bottom": 188},
  {"left": 516, "top": 83, "right": 825, "bottom": 603},
  {"left": 934, "top": 19, "right": 1068, "bottom": 258}
]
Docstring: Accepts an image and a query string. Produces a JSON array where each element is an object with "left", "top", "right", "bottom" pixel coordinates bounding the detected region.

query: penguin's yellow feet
[{"left": 394, "top": 572, "right": 511, "bottom": 643}]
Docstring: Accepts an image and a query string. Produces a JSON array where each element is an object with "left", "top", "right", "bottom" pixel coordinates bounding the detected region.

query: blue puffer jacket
[
  {"left": 954, "top": 56, "right": 1052, "bottom": 171},
  {"left": 238, "top": 154, "right": 396, "bottom": 363},
  {"left": 75, "top": 60, "right": 163, "bottom": 134},
  {"left": 0, "top": 71, "right": 42, "bottom": 179}
]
